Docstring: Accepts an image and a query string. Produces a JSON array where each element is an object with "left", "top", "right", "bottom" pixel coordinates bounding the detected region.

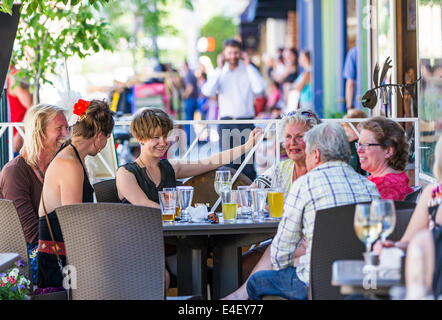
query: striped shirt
[
  {"left": 254, "top": 159, "right": 295, "bottom": 199},
  {"left": 270, "top": 161, "right": 381, "bottom": 284}
]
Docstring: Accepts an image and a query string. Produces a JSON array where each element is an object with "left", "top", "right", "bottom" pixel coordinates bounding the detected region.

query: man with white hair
[{"left": 246, "top": 122, "right": 381, "bottom": 300}]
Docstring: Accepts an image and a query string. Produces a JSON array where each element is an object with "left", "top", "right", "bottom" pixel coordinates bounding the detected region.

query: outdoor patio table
[
  {"left": 163, "top": 219, "right": 279, "bottom": 299},
  {"left": 331, "top": 260, "right": 402, "bottom": 298},
  {"left": 0, "top": 253, "right": 20, "bottom": 273}
]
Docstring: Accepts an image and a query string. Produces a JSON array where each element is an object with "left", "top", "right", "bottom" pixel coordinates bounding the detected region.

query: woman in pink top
[{"left": 357, "top": 116, "right": 413, "bottom": 200}]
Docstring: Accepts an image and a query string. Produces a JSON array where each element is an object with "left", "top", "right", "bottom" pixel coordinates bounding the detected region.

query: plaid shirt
[{"left": 270, "top": 161, "right": 380, "bottom": 284}]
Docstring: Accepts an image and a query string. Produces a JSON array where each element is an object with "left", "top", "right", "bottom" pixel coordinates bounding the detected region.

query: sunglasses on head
[{"left": 286, "top": 110, "right": 313, "bottom": 118}]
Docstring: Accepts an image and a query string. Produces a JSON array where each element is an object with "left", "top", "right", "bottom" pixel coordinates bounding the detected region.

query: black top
[
  {"left": 37, "top": 143, "right": 94, "bottom": 289},
  {"left": 121, "top": 159, "right": 176, "bottom": 204}
]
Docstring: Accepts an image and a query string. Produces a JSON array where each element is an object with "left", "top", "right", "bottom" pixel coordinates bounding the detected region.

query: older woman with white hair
[
  {"left": 0, "top": 104, "right": 70, "bottom": 283},
  {"left": 254, "top": 109, "right": 322, "bottom": 197}
]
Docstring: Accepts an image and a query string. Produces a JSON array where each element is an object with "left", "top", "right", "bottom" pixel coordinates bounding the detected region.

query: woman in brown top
[{"left": 0, "top": 104, "right": 70, "bottom": 283}]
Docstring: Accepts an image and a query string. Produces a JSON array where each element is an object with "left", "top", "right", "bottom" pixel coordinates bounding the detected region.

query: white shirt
[{"left": 201, "top": 61, "right": 266, "bottom": 119}]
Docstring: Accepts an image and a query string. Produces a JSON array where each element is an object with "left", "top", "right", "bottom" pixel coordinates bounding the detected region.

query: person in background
[
  {"left": 266, "top": 80, "right": 281, "bottom": 110},
  {"left": 357, "top": 116, "right": 413, "bottom": 200},
  {"left": 343, "top": 46, "right": 359, "bottom": 110},
  {"left": 0, "top": 104, "right": 70, "bottom": 284},
  {"left": 36, "top": 99, "right": 114, "bottom": 294},
  {"left": 341, "top": 108, "right": 368, "bottom": 175},
  {"left": 201, "top": 38, "right": 266, "bottom": 180},
  {"left": 6, "top": 64, "right": 33, "bottom": 154},
  {"left": 246, "top": 122, "right": 380, "bottom": 300},
  {"left": 288, "top": 50, "right": 313, "bottom": 110},
  {"left": 181, "top": 61, "right": 199, "bottom": 144}
]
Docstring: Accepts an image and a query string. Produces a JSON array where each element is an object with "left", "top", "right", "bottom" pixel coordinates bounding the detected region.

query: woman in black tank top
[{"left": 35, "top": 100, "right": 114, "bottom": 293}]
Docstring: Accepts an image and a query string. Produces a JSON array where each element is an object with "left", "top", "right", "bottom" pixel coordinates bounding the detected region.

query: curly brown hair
[
  {"left": 73, "top": 99, "right": 115, "bottom": 139},
  {"left": 357, "top": 116, "right": 410, "bottom": 171},
  {"left": 130, "top": 108, "right": 173, "bottom": 141}
]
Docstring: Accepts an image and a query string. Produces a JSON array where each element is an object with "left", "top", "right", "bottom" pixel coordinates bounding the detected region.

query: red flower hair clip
[{"left": 73, "top": 99, "right": 90, "bottom": 117}]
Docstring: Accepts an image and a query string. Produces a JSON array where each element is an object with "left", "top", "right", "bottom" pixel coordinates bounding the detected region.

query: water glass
[
  {"left": 238, "top": 186, "right": 253, "bottom": 220},
  {"left": 177, "top": 186, "right": 194, "bottom": 222},
  {"left": 221, "top": 189, "right": 239, "bottom": 223},
  {"left": 251, "top": 188, "right": 267, "bottom": 221},
  {"left": 158, "top": 190, "right": 176, "bottom": 223},
  {"left": 371, "top": 199, "right": 396, "bottom": 242},
  {"left": 214, "top": 170, "right": 232, "bottom": 195}
]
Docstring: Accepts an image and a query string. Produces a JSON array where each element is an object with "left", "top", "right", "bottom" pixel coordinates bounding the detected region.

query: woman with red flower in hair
[{"left": 35, "top": 99, "right": 114, "bottom": 293}]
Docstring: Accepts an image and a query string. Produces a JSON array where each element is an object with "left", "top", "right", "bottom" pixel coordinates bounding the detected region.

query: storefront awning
[{"left": 241, "top": 0, "right": 297, "bottom": 23}]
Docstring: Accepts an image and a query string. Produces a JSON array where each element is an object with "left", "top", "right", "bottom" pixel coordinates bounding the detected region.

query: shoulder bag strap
[{"left": 40, "top": 192, "right": 63, "bottom": 271}]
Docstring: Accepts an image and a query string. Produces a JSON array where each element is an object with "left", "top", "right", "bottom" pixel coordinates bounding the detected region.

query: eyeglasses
[{"left": 355, "top": 142, "right": 384, "bottom": 150}]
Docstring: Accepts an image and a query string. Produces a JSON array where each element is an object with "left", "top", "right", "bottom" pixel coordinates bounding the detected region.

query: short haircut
[
  {"left": 342, "top": 108, "right": 368, "bottom": 131},
  {"left": 21, "top": 104, "right": 67, "bottom": 167},
  {"left": 73, "top": 99, "right": 115, "bottom": 139},
  {"left": 357, "top": 116, "right": 409, "bottom": 171},
  {"left": 304, "top": 122, "right": 351, "bottom": 163},
  {"left": 130, "top": 108, "right": 173, "bottom": 141},
  {"left": 224, "top": 38, "right": 242, "bottom": 49}
]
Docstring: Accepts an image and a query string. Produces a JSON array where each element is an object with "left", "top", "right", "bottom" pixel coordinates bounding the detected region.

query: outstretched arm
[{"left": 170, "top": 127, "right": 263, "bottom": 179}]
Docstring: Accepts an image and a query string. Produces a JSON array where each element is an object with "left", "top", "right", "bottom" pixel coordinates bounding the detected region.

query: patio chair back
[
  {"left": 93, "top": 179, "right": 120, "bottom": 203},
  {"left": 388, "top": 202, "right": 416, "bottom": 241},
  {"left": 403, "top": 186, "right": 423, "bottom": 203},
  {"left": 310, "top": 203, "right": 367, "bottom": 300},
  {"left": 55, "top": 203, "right": 165, "bottom": 300},
  {"left": 184, "top": 166, "right": 252, "bottom": 208},
  {"left": 0, "top": 199, "right": 31, "bottom": 279}
]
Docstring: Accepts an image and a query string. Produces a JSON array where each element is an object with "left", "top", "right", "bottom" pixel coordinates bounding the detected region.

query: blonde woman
[{"left": 0, "top": 104, "right": 70, "bottom": 283}]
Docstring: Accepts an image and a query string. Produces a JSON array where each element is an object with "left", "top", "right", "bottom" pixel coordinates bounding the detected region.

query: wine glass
[
  {"left": 354, "top": 203, "right": 383, "bottom": 257},
  {"left": 176, "top": 186, "right": 194, "bottom": 222},
  {"left": 371, "top": 199, "right": 396, "bottom": 242},
  {"left": 214, "top": 170, "right": 232, "bottom": 196}
]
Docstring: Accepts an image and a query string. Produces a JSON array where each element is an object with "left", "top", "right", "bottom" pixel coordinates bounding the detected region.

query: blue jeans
[{"left": 246, "top": 266, "right": 308, "bottom": 300}]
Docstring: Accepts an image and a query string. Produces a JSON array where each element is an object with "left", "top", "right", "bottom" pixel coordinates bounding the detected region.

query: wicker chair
[
  {"left": 184, "top": 166, "right": 252, "bottom": 208},
  {"left": 0, "top": 199, "right": 31, "bottom": 280},
  {"left": 93, "top": 179, "right": 120, "bottom": 203},
  {"left": 55, "top": 203, "right": 165, "bottom": 300}
]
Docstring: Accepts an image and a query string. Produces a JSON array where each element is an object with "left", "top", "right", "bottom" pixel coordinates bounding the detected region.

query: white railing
[{"left": 0, "top": 117, "right": 423, "bottom": 188}]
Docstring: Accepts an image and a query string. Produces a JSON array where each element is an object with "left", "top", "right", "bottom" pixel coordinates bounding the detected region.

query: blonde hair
[
  {"left": 130, "top": 108, "right": 173, "bottom": 141},
  {"left": 20, "top": 104, "right": 67, "bottom": 167},
  {"left": 433, "top": 135, "right": 442, "bottom": 181}
]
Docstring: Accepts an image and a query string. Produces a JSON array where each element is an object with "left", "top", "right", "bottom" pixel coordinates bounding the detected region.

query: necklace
[{"left": 137, "top": 157, "right": 158, "bottom": 185}]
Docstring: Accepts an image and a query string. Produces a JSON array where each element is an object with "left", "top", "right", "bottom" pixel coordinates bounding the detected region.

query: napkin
[
  {"left": 379, "top": 247, "right": 404, "bottom": 270},
  {"left": 187, "top": 205, "right": 209, "bottom": 222}
]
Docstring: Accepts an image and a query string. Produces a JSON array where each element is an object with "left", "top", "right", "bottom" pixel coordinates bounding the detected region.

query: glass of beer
[
  {"left": 268, "top": 188, "right": 284, "bottom": 219},
  {"left": 221, "top": 189, "right": 238, "bottom": 223},
  {"left": 158, "top": 190, "right": 176, "bottom": 223}
]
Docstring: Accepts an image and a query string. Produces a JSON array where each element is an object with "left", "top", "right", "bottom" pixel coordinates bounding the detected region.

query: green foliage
[
  {"left": 0, "top": 263, "right": 32, "bottom": 300},
  {"left": 11, "top": 0, "right": 115, "bottom": 101},
  {"left": 0, "top": 0, "right": 111, "bottom": 15},
  {"left": 200, "top": 15, "right": 237, "bottom": 67}
]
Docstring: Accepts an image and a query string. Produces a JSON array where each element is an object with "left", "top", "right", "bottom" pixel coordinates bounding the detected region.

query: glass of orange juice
[{"left": 268, "top": 188, "right": 284, "bottom": 219}]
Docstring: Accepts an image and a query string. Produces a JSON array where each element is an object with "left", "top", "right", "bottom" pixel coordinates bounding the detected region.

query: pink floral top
[{"left": 368, "top": 172, "right": 413, "bottom": 201}]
